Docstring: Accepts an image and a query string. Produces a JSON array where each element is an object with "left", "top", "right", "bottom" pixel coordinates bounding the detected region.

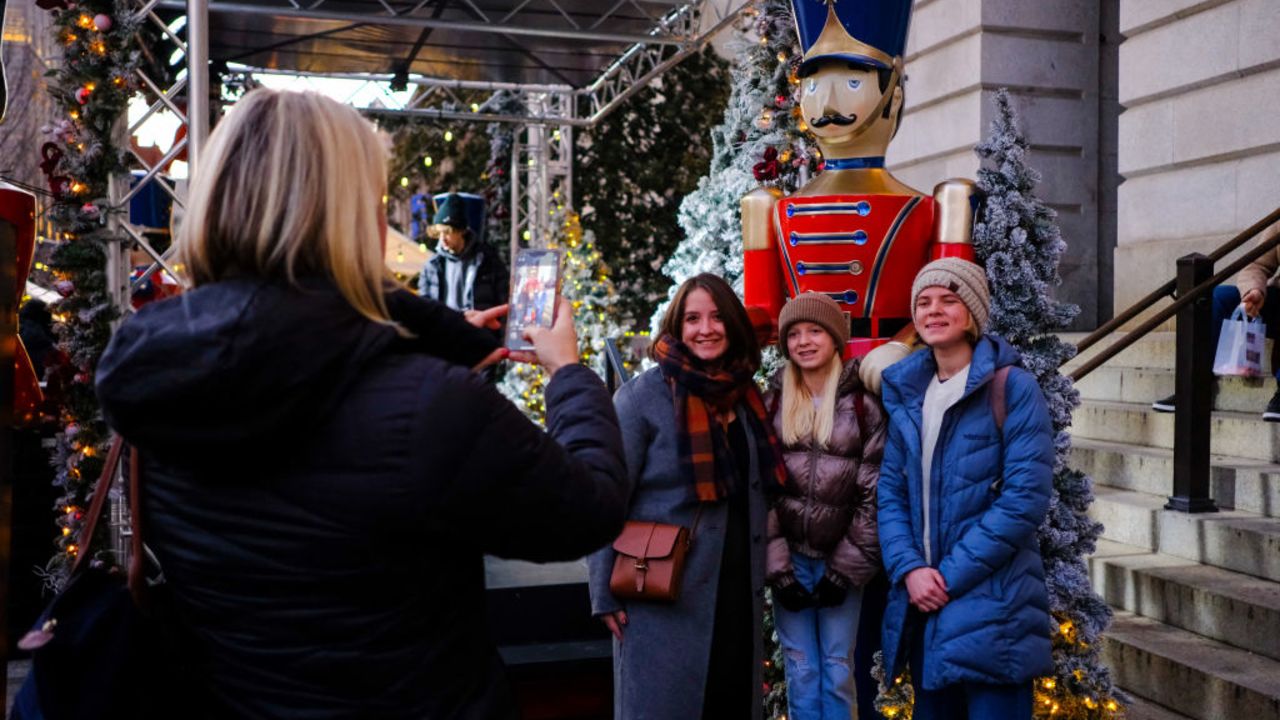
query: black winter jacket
[{"left": 95, "top": 278, "right": 630, "bottom": 719}]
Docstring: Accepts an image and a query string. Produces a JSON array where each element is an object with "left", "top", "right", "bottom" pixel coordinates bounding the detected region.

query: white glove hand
[{"left": 860, "top": 342, "right": 913, "bottom": 396}]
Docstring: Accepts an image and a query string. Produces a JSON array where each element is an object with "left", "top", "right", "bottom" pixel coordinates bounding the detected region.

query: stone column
[
  {"left": 1114, "top": 0, "right": 1280, "bottom": 315},
  {"left": 887, "top": 0, "right": 1104, "bottom": 330}
]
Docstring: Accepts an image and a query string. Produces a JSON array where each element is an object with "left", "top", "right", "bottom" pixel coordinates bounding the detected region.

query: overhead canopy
[
  {"left": 385, "top": 226, "right": 431, "bottom": 276},
  {"left": 165, "top": 0, "right": 709, "bottom": 88}
]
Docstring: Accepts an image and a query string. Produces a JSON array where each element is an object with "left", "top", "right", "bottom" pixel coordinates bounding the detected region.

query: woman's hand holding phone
[
  {"left": 467, "top": 305, "right": 511, "bottom": 372},
  {"left": 523, "top": 302, "right": 579, "bottom": 377}
]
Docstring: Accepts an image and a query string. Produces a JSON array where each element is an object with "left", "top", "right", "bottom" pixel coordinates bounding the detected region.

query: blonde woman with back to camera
[{"left": 95, "top": 88, "right": 631, "bottom": 719}]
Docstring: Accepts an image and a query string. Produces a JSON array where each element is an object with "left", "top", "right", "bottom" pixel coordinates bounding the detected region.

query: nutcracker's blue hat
[{"left": 792, "top": 0, "right": 913, "bottom": 73}]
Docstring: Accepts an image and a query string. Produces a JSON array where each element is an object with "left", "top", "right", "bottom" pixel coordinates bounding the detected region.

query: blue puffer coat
[{"left": 877, "top": 334, "right": 1055, "bottom": 690}]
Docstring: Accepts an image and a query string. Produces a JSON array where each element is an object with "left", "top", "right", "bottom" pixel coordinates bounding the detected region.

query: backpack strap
[
  {"left": 990, "top": 366, "right": 1011, "bottom": 434},
  {"left": 852, "top": 388, "right": 867, "bottom": 443}
]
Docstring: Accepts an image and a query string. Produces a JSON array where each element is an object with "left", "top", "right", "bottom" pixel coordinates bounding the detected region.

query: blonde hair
[
  {"left": 178, "top": 88, "right": 394, "bottom": 326},
  {"left": 780, "top": 353, "right": 843, "bottom": 447}
]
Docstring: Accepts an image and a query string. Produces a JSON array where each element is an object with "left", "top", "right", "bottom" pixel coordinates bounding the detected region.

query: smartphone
[{"left": 505, "top": 248, "right": 564, "bottom": 351}]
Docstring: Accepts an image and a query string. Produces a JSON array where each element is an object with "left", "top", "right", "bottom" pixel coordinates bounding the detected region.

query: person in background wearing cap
[
  {"left": 418, "top": 192, "right": 509, "bottom": 327},
  {"left": 762, "top": 293, "right": 886, "bottom": 720},
  {"left": 876, "top": 258, "right": 1055, "bottom": 719}
]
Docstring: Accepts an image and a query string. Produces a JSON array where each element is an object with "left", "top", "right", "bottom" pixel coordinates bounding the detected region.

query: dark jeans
[
  {"left": 909, "top": 624, "right": 1032, "bottom": 720},
  {"left": 854, "top": 571, "right": 889, "bottom": 720},
  {"left": 1212, "top": 285, "right": 1280, "bottom": 381}
]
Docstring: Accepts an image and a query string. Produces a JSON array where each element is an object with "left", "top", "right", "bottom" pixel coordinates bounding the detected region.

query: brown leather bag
[{"left": 608, "top": 520, "right": 693, "bottom": 603}]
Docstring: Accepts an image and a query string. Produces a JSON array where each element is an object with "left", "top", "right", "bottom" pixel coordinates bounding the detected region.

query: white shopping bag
[{"left": 1213, "top": 306, "right": 1266, "bottom": 377}]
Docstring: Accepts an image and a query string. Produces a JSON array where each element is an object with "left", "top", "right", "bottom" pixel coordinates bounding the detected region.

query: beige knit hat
[
  {"left": 911, "top": 258, "right": 991, "bottom": 331},
  {"left": 778, "top": 292, "right": 850, "bottom": 358}
]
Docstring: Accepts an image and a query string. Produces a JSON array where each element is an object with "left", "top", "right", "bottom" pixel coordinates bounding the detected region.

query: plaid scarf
[{"left": 653, "top": 334, "right": 788, "bottom": 502}]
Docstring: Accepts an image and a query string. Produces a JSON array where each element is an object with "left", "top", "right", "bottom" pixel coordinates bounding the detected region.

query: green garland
[{"left": 36, "top": 0, "right": 145, "bottom": 585}]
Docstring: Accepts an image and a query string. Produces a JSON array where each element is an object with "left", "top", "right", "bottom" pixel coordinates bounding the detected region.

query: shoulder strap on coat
[
  {"left": 852, "top": 388, "right": 867, "bottom": 441},
  {"left": 990, "top": 366, "right": 1011, "bottom": 433}
]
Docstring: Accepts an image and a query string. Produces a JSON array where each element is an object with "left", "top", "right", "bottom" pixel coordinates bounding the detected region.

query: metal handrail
[
  {"left": 1069, "top": 206, "right": 1280, "bottom": 382},
  {"left": 604, "top": 337, "right": 632, "bottom": 394}
]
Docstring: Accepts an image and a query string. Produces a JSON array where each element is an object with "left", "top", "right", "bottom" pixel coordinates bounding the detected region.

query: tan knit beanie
[
  {"left": 778, "top": 292, "right": 850, "bottom": 358},
  {"left": 911, "top": 258, "right": 991, "bottom": 331}
]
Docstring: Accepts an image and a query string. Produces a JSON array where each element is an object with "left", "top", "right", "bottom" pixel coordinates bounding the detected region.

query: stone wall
[
  {"left": 1113, "top": 0, "right": 1280, "bottom": 315},
  {"left": 887, "top": 0, "right": 1106, "bottom": 330}
]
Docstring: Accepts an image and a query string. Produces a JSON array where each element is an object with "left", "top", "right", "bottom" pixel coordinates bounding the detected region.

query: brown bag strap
[
  {"left": 127, "top": 447, "right": 146, "bottom": 604},
  {"left": 70, "top": 437, "right": 148, "bottom": 603},
  {"left": 72, "top": 436, "right": 126, "bottom": 574},
  {"left": 990, "top": 366, "right": 1011, "bottom": 434}
]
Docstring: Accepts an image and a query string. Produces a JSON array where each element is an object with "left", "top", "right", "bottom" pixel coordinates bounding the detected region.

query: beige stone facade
[
  {"left": 886, "top": 0, "right": 1108, "bottom": 329},
  {"left": 887, "top": 0, "right": 1280, "bottom": 330},
  {"left": 1114, "top": 0, "right": 1280, "bottom": 314},
  {"left": 2, "top": 1, "right": 55, "bottom": 189}
]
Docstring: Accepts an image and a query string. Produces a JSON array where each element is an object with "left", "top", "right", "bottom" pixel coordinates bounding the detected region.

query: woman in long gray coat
[{"left": 587, "top": 273, "right": 786, "bottom": 719}]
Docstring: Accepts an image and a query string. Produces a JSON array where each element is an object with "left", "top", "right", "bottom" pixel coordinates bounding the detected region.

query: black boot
[{"left": 1263, "top": 387, "right": 1280, "bottom": 422}]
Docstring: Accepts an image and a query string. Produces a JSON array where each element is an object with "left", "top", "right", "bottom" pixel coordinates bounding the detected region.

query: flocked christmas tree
[
  {"left": 651, "top": 0, "right": 813, "bottom": 338},
  {"left": 974, "top": 89, "right": 1123, "bottom": 719},
  {"left": 497, "top": 207, "right": 623, "bottom": 424}
]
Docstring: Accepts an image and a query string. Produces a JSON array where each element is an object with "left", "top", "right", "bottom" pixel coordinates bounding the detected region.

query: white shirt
[{"left": 920, "top": 363, "right": 970, "bottom": 566}]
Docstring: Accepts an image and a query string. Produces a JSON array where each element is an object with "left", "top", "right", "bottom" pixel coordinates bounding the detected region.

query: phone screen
[{"left": 505, "top": 249, "right": 562, "bottom": 351}]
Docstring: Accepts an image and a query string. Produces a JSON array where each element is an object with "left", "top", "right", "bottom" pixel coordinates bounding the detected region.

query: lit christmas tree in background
[{"left": 498, "top": 207, "right": 623, "bottom": 424}]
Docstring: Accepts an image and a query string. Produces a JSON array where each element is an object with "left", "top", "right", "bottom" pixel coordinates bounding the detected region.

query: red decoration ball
[
  {"left": 93, "top": 13, "right": 112, "bottom": 31},
  {"left": 74, "top": 372, "right": 90, "bottom": 384},
  {"left": 75, "top": 87, "right": 91, "bottom": 104}
]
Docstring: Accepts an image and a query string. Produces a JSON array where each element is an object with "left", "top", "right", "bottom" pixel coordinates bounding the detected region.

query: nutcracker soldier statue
[{"left": 743, "top": 0, "right": 978, "bottom": 369}]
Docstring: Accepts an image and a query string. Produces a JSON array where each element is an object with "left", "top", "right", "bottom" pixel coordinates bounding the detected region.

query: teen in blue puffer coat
[{"left": 876, "top": 258, "right": 1055, "bottom": 719}]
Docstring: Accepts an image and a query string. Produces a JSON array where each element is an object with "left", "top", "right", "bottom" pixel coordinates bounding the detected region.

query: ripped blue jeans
[{"left": 774, "top": 554, "right": 864, "bottom": 720}]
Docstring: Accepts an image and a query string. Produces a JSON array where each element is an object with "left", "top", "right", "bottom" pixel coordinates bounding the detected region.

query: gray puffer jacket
[{"left": 765, "top": 359, "right": 887, "bottom": 588}]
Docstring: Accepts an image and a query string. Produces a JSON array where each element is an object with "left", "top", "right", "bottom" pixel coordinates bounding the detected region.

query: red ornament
[
  {"left": 75, "top": 87, "right": 91, "bottom": 104},
  {"left": 80, "top": 202, "right": 99, "bottom": 217},
  {"left": 74, "top": 372, "right": 89, "bottom": 385},
  {"left": 775, "top": 94, "right": 788, "bottom": 106},
  {"left": 92, "top": 13, "right": 112, "bottom": 31},
  {"left": 753, "top": 147, "right": 781, "bottom": 182}
]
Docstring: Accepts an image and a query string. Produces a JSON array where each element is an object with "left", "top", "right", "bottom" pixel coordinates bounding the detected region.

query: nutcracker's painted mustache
[{"left": 811, "top": 113, "right": 857, "bottom": 128}]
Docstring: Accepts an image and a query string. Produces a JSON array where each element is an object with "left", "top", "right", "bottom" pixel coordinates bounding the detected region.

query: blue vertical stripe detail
[
  {"left": 775, "top": 214, "right": 802, "bottom": 296},
  {"left": 863, "top": 196, "right": 922, "bottom": 318}
]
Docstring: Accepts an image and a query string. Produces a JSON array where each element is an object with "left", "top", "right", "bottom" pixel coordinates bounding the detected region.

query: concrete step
[
  {"left": 1071, "top": 438, "right": 1280, "bottom": 517},
  {"left": 1102, "top": 611, "right": 1280, "bottom": 720},
  {"left": 1090, "top": 487, "right": 1280, "bottom": 581},
  {"left": 1121, "top": 693, "right": 1195, "bottom": 720},
  {"left": 1062, "top": 330, "right": 1276, "bottom": 375},
  {"left": 1075, "top": 365, "right": 1279, "bottom": 414},
  {"left": 1061, "top": 331, "right": 1176, "bottom": 372},
  {"left": 1071, "top": 399, "right": 1280, "bottom": 463},
  {"left": 1089, "top": 540, "right": 1280, "bottom": 662}
]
